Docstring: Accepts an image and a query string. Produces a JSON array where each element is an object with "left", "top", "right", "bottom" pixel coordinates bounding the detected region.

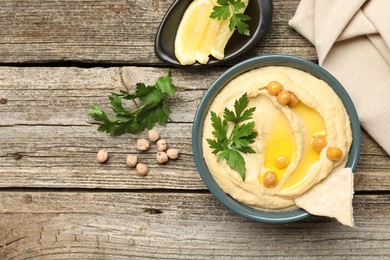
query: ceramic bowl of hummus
[{"left": 192, "top": 55, "right": 361, "bottom": 223}]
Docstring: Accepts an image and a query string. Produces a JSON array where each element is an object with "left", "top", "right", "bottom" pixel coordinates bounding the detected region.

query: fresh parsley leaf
[
  {"left": 218, "top": 149, "right": 246, "bottom": 180},
  {"left": 88, "top": 72, "right": 177, "bottom": 136},
  {"left": 156, "top": 74, "right": 177, "bottom": 96},
  {"left": 162, "top": 99, "right": 171, "bottom": 116},
  {"left": 210, "top": 111, "right": 228, "bottom": 143},
  {"left": 231, "top": 121, "right": 257, "bottom": 148},
  {"left": 134, "top": 83, "right": 154, "bottom": 99},
  {"left": 88, "top": 105, "right": 110, "bottom": 122},
  {"left": 223, "top": 93, "right": 255, "bottom": 123},
  {"left": 109, "top": 95, "right": 126, "bottom": 113},
  {"left": 207, "top": 138, "right": 225, "bottom": 155},
  {"left": 231, "top": 13, "right": 251, "bottom": 36},
  {"left": 139, "top": 87, "right": 163, "bottom": 107},
  {"left": 230, "top": 0, "right": 246, "bottom": 11},
  {"left": 210, "top": 0, "right": 251, "bottom": 36},
  {"left": 210, "top": 4, "right": 230, "bottom": 20},
  {"left": 97, "top": 122, "right": 117, "bottom": 135},
  {"left": 206, "top": 93, "right": 257, "bottom": 181}
]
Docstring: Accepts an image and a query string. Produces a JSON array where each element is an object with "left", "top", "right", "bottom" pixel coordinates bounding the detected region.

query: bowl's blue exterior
[{"left": 192, "top": 55, "right": 361, "bottom": 223}]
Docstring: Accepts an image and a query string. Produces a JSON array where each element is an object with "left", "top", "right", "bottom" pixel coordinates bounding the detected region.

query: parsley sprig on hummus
[{"left": 206, "top": 93, "right": 257, "bottom": 181}]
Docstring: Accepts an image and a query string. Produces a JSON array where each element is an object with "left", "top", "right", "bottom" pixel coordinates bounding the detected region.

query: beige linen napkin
[{"left": 289, "top": 0, "right": 390, "bottom": 155}]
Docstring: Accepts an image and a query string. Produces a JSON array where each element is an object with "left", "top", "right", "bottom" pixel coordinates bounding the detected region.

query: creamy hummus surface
[{"left": 202, "top": 66, "right": 353, "bottom": 210}]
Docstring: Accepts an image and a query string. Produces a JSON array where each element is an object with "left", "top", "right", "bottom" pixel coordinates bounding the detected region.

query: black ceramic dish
[{"left": 155, "top": 0, "right": 273, "bottom": 68}]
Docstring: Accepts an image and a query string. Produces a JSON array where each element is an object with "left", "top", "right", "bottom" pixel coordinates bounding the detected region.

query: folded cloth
[{"left": 289, "top": 0, "right": 390, "bottom": 155}]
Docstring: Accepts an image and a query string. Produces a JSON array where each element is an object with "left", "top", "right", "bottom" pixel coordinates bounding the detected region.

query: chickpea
[
  {"left": 156, "top": 139, "right": 167, "bottom": 152},
  {"left": 147, "top": 130, "right": 160, "bottom": 142},
  {"left": 266, "top": 81, "right": 283, "bottom": 96},
  {"left": 136, "top": 138, "right": 150, "bottom": 151},
  {"left": 288, "top": 93, "right": 300, "bottom": 108},
  {"left": 167, "top": 148, "right": 179, "bottom": 159},
  {"left": 262, "top": 171, "right": 277, "bottom": 188},
  {"left": 275, "top": 156, "right": 289, "bottom": 169},
  {"left": 136, "top": 163, "right": 149, "bottom": 176},
  {"left": 326, "top": 147, "right": 343, "bottom": 161},
  {"left": 276, "top": 90, "right": 291, "bottom": 106},
  {"left": 126, "top": 154, "right": 138, "bottom": 167},
  {"left": 156, "top": 151, "right": 169, "bottom": 164},
  {"left": 97, "top": 149, "right": 109, "bottom": 163},
  {"left": 312, "top": 135, "right": 327, "bottom": 152}
]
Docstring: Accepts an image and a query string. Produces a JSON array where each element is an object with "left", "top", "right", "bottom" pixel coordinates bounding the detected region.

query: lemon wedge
[
  {"left": 195, "top": 18, "right": 222, "bottom": 64},
  {"left": 174, "top": 0, "right": 214, "bottom": 65},
  {"left": 211, "top": 0, "right": 248, "bottom": 60}
]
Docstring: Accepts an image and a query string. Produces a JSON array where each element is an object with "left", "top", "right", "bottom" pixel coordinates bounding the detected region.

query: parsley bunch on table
[
  {"left": 88, "top": 73, "right": 177, "bottom": 136},
  {"left": 206, "top": 93, "right": 257, "bottom": 181},
  {"left": 210, "top": 0, "right": 251, "bottom": 36}
]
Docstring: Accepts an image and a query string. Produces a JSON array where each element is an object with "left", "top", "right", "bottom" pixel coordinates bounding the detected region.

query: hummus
[{"left": 202, "top": 66, "right": 353, "bottom": 210}]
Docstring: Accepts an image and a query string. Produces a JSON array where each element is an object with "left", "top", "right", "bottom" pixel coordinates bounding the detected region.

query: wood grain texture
[
  {"left": 0, "top": 0, "right": 388, "bottom": 259},
  {"left": 0, "top": 66, "right": 389, "bottom": 191},
  {"left": 0, "top": 66, "right": 219, "bottom": 125},
  {"left": 0, "top": 0, "right": 316, "bottom": 64},
  {"left": 0, "top": 192, "right": 389, "bottom": 259}
]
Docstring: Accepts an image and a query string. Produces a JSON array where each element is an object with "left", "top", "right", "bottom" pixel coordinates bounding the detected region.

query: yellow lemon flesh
[
  {"left": 174, "top": 0, "right": 248, "bottom": 65},
  {"left": 196, "top": 18, "right": 222, "bottom": 64},
  {"left": 211, "top": 0, "right": 248, "bottom": 60},
  {"left": 174, "top": 0, "right": 214, "bottom": 65}
]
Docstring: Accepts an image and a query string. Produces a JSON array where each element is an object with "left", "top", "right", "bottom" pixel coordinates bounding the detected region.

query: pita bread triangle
[{"left": 294, "top": 167, "right": 354, "bottom": 227}]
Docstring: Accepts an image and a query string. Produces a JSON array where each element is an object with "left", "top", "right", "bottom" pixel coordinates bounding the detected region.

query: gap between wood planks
[
  {"left": 0, "top": 186, "right": 387, "bottom": 196},
  {"left": 0, "top": 61, "right": 215, "bottom": 69},
  {"left": 0, "top": 61, "right": 173, "bottom": 68}
]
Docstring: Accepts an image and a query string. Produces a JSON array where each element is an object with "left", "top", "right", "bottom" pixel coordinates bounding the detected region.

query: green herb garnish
[
  {"left": 209, "top": 0, "right": 251, "bottom": 36},
  {"left": 88, "top": 72, "right": 177, "bottom": 136},
  {"left": 206, "top": 93, "right": 257, "bottom": 180}
]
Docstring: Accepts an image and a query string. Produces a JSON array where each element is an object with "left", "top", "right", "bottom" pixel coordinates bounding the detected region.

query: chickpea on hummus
[{"left": 202, "top": 66, "right": 353, "bottom": 210}]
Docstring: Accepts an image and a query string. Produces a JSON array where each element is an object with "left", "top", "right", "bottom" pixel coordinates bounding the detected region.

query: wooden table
[{"left": 1, "top": 0, "right": 389, "bottom": 259}]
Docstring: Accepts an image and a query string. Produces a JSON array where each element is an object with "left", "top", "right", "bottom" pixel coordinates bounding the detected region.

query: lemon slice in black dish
[{"left": 155, "top": 0, "right": 273, "bottom": 68}]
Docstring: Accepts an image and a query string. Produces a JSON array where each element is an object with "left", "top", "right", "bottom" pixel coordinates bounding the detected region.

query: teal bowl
[{"left": 192, "top": 55, "right": 361, "bottom": 223}]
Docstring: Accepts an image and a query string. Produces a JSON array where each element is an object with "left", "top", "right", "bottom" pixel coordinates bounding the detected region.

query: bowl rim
[{"left": 192, "top": 54, "right": 361, "bottom": 223}]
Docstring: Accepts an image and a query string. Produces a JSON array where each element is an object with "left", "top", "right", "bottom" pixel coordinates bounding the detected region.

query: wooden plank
[
  {"left": 0, "top": 0, "right": 316, "bottom": 64},
  {"left": 0, "top": 123, "right": 204, "bottom": 190},
  {"left": 0, "top": 66, "right": 221, "bottom": 125},
  {"left": 0, "top": 192, "right": 389, "bottom": 259},
  {"left": 0, "top": 66, "right": 389, "bottom": 190},
  {"left": 0, "top": 123, "right": 389, "bottom": 191}
]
